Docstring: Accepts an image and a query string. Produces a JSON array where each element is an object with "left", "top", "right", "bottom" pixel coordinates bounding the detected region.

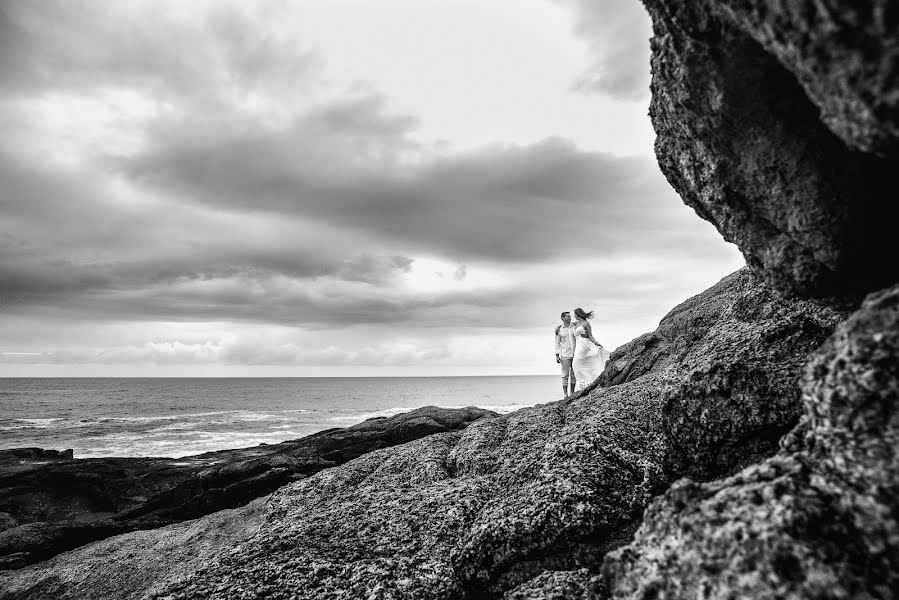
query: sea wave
[
  {"left": 74, "top": 429, "right": 310, "bottom": 459},
  {"left": 326, "top": 403, "right": 534, "bottom": 421},
  {"left": 1, "top": 376, "right": 557, "bottom": 458}
]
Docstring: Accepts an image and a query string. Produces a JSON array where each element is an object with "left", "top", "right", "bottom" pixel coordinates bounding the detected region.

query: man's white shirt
[{"left": 554, "top": 323, "right": 577, "bottom": 358}]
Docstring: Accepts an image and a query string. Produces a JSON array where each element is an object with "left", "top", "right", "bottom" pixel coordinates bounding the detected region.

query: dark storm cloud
[
  {"left": 0, "top": 1, "right": 318, "bottom": 101},
  {"left": 338, "top": 255, "right": 414, "bottom": 284},
  {"left": 0, "top": 232, "right": 419, "bottom": 317},
  {"left": 0, "top": 0, "right": 669, "bottom": 270},
  {"left": 1, "top": 143, "right": 719, "bottom": 331},
  {"left": 0, "top": 149, "right": 422, "bottom": 316},
  {"left": 0, "top": 0, "right": 741, "bottom": 346},
  {"left": 124, "top": 112, "right": 701, "bottom": 263},
  {"left": 559, "top": 0, "right": 652, "bottom": 101},
  {"left": 36, "top": 274, "right": 522, "bottom": 329},
  {"left": 1, "top": 98, "right": 721, "bottom": 331}
]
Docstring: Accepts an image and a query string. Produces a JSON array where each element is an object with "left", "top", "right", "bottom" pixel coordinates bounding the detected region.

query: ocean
[{"left": 0, "top": 376, "right": 559, "bottom": 459}]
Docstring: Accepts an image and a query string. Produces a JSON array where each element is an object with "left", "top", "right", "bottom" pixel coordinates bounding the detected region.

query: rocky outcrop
[
  {"left": 587, "top": 4, "right": 899, "bottom": 594},
  {"left": 603, "top": 283, "right": 899, "bottom": 599},
  {"left": 601, "top": 269, "right": 842, "bottom": 480},
  {"left": 641, "top": 0, "right": 897, "bottom": 300},
  {"left": 4, "top": 3, "right": 897, "bottom": 598},
  {"left": 717, "top": 1, "right": 899, "bottom": 156},
  {"left": 0, "top": 270, "right": 841, "bottom": 599},
  {"left": 0, "top": 406, "right": 495, "bottom": 569},
  {"left": 0, "top": 498, "right": 269, "bottom": 600}
]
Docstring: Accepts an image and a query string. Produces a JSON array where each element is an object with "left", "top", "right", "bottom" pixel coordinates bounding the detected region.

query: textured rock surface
[
  {"left": 0, "top": 405, "right": 495, "bottom": 569},
  {"left": 0, "top": 498, "right": 267, "bottom": 600},
  {"left": 717, "top": 1, "right": 899, "bottom": 155},
  {"left": 601, "top": 269, "right": 842, "bottom": 480},
  {"left": 591, "top": 5, "right": 899, "bottom": 594},
  {"left": 641, "top": 0, "right": 898, "bottom": 300},
  {"left": 0, "top": 270, "right": 841, "bottom": 599},
  {"left": 2, "top": 3, "right": 897, "bottom": 598},
  {"left": 503, "top": 569, "right": 605, "bottom": 600},
  {"left": 603, "top": 284, "right": 899, "bottom": 599}
]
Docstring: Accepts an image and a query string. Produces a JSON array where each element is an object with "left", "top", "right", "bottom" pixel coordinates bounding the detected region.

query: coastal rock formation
[
  {"left": 0, "top": 499, "right": 268, "bottom": 600},
  {"left": 0, "top": 269, "right": 841, "bottom": 599},
  {"left": 3, "top": 2, "right": 897, "bottom": 598},
  {"left": 717, "top": 1, "right": 899, "bottom": 156},
  {"left": 641, "top": 0, "right": 897, "bottom": 300},
  {"left": 600, "top": 270, "right": 842, "bottom": 480},
  {"left": 603, "top": 283, "right": 899, "bottom": 598},
  {"left": 0, "top": 406, "right": 494, "bottom": 569}
]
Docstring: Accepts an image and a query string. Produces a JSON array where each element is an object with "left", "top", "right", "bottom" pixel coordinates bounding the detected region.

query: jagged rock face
[
  {"left": 641, "top": 0, "right": 897, "bottom": 300},
  {"left": 602, "top": 284, "right": 899, "bottom": 599},
  {"left": 802, "top": 284, "right": 899, "bottom": 500},
  {"left": 717, "top": 1, "right": 899, "bottom": 156},
  {"left": 602, "top": 269, "right": 842, "bottom": 480},
  {"left": 0, "top": 271, "right": 841, "bottom": 600}
]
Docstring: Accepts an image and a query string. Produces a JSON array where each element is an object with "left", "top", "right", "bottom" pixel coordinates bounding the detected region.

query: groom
[{"left": 554, "top": 311, "right": 577, "bottom": 398}]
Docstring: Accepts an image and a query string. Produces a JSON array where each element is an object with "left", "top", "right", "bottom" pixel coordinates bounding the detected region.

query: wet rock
[
  {"left": 0, "top": 449, "right": 73, "bottom": 468},
  {"left": 0, "top": 405, "right": 495, "bottom": 569},
  {"left": 603, "top": 284, "right": 899, "bottom": 599},
  {"left": 640, "top": 0, "right": 898, "bottom": 300}
]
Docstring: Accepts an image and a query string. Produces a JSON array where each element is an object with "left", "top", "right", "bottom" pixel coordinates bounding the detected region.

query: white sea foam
[
  {"left": 327, "top": 412, "right": 390, "bottom": 422},
  {"left": 110, "top": 410, "right": 239, "bottom": 423},
  {"left": 475, "top": 403, "right": 537, "bottom": 414},
  {"left": 19, "top": 418, "right": 64, "bottom": 426},
  {"left": 329, "top": 402, "right": 536, "bottom": 421},
  {"left": 75, "top": 429, "right": 309, "bottom": 458},
  {"left": 3, "top": 376, "right": 558, "bottom": 458}
]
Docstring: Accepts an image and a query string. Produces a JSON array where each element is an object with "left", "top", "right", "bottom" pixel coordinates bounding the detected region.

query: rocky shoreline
[
  {"left": 0, "top": 268, "right": 849, "bottom": 598},
  {"left": 2, "top": 0, "right": 897, "bottom": 598},
  {"left": 0, "top": 406, "right": 496, "bottom": 570}
]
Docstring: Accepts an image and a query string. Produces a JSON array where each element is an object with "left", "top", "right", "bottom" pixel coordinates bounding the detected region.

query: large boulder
[
  {"left": 585, "top": 3, "right": 899, "bottom": 597},
  {"left": 640, "top": 0, "right": 898, "bottom": 300},
  {"left": 602, "top": 268, "right": 842, "bottom": 480},
  {"left": 0, "top": 406, "right": 495, "bottom": 569},
  {"left": 0, "top": 270, "right": 841, "bottom": 599},
  {"left": 603, "top": 283, "right": 899, "bottom": 599}
]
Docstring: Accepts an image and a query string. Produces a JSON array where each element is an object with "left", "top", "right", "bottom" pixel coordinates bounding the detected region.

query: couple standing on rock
[{"left": 554, "top": 308, "right": 609, "bottom": 398}]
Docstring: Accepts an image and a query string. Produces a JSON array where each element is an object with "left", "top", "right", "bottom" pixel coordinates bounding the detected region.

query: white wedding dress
[{"left": 573, "top": 325, "right": 610, "bottom": 392}]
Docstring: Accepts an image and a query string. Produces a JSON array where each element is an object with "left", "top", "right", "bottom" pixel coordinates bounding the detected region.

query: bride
[{"left": 572, "top": 308, "right": 610, "bottom": 392}]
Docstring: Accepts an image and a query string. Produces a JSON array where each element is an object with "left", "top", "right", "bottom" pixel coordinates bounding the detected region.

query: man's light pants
[{"left": 560, "top": 356, "right": 575, "bottom": 395}]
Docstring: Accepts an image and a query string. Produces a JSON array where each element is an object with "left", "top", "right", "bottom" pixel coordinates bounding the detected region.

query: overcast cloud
[
  {"left": 0, "top": 0, "right": 743, "bottom": 376},
  {"left": 560, "top": 0, "right": 652, "bottom": 100}
]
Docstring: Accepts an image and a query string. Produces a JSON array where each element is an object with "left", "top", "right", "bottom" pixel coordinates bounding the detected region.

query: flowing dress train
[{"left": 573, "top": 325, "right": 609, "bottom": 392}]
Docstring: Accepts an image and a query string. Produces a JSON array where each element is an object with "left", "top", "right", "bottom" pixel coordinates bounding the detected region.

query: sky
[{"left": 0, "top": 0, "right": 745, "bottom": 377}]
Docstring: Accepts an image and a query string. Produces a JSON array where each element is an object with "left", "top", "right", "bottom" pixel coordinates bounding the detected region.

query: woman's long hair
[{"left": 574, "top": 308, "right": 594, "bottom": 320}]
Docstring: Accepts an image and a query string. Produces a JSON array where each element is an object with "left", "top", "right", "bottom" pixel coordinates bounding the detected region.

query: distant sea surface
[{"left": 0, "top": 377, "right": 559, "bottom": 458}]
